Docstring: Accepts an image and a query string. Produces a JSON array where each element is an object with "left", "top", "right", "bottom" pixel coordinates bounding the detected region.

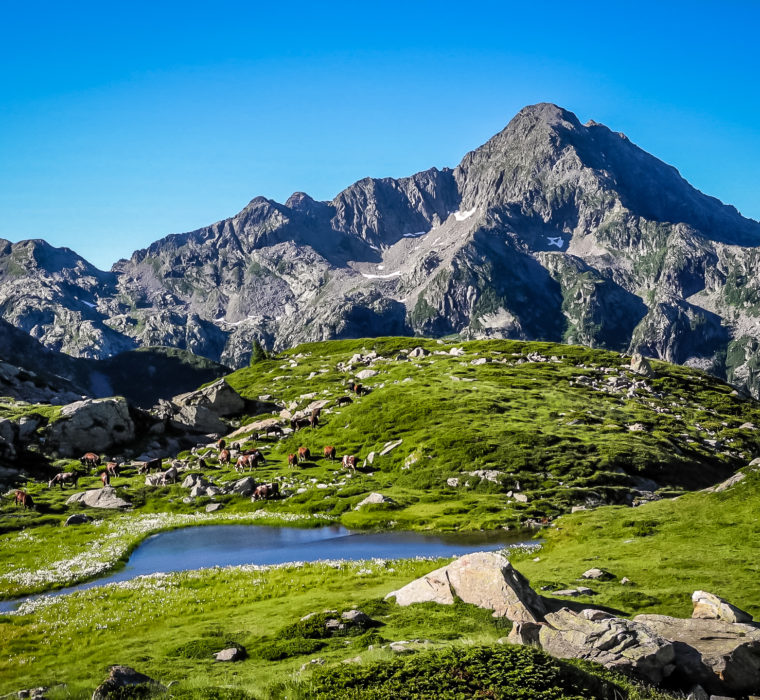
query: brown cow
[
  {"left": 236, "top": 452, "right": 262, "bottom": 472},
  {"left": 100, "top": 471, "right": 110, "bottom": 487},
  {"left": 323, "top": 446, "right": 336, "bottom": 461},
  {"left": 297, "top": 446, "right": 311, "bottom": 462},
  {"left": 288, "top": 453, "right": 298, "bottom": 468},
  {"left": 351, "top": 383, "right": 369, "bottom": 396},
  {"left": 290, "top": 417, "right": 310, "bottom": 431},
  {"left": 138, "top": 458, "right": 162, "bottom": 474},
  {"left": 105, "top": 462, "right": 120, "bottom": 478},
  {"left": 217, "top": 439, "right": 226, "bottom": 450},
  {"left": 14, "top": 490, "right": 34, "bottom": 509},
  {"left": 48, "top": 472, "right": 78, "bottom": 489},
  {"left": 342, "top": 454, "right": 357, "bottom": 471},
  {"left": 309, "top": 409, "right": 320, "bottom": 429},
  {"left": 80, "top": 452, "right": 101, "bottom": 468},
  {"left": 336, "top": 396, "right": 352, "bottom": 407},
  {"left": 252, "top": 483, "right": 280, "bottom": 501},
  {"left": 219, "top": 449, "right": 231, "bottom": 465}
]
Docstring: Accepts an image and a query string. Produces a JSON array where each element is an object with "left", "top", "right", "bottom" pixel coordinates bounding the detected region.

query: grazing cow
[
  {"left": 147, "top": 458, "right": 162, "bottom": 472},
  {"left": 217, "top": 439, "right": 226, "bottom": 450},
  {"left": 288, "top": 453, "right": 298, "bottom": 468},
  {"left": 14, "top": 490, "right": 34, "bottom": 509},
  {"left": 342, "top": 454, "right": 357, "bottom": 471},
  {"left": 351, "top": 383, "right": 369, "bottom": 396},
  {"left": 235, "top": 454, "right": 260, "bottom": 472},
  {"left": 290, "top": 417, "right": 310, "bottom": 431},
  {"left": 266, "top": 426, "right": 284, "bottom": 438},
  {"left": 230, "top": 442, "right": 241, "bottom": 451},
  {"left": 252, "top": 483, "right": 280, "bottom": 501},
  {"left": 100, "top": 471, "right": 110, "bottom": 487},
  {"left": 323, "top": 446, "right": 336, "bottom": 461},
  {"left": 297, "top": 446, "right": 311, "bottom": 462},
  {"left": 105, "top": 462, "right": 120, "bottom": 478},
  {"left": 219, "top": 449, "right": 231, "bottom": 465},
  {"left": 336, "top": 396, "right": 352, "bottom": 407},
  {"left": 160, "top": 466, "right": 178, "bottom": 485},
  {"left": 309, "top": 409, "right": 321, "bottom": 429},
  {"left": 48, "top": 472, "right": 78, "bottom": 489},
  {"left": 80, "top": 452, "right": 101, "bottom": 468}
]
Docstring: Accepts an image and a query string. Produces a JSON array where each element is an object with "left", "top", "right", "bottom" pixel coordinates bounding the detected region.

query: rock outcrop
[
  {"left": 45, "top": 397, "right": 134, "bottom": 457},
  {"left": 92, "top": 665, "right": 164, "bottom": 700},
  {"left": 386, "top": 551, "right": 546, "bottom": 623},
  {"left": 388, "top": 553, "right": 760, "bottom": 694},
  {"left": 635, "top": 614, "right": 760, "bottom": 695},
  {"left": 537, "top": 608, "right": 675, "bottom": 684},
  {"left": 66, "top": 487, "right": 131, "bottom": 509}
]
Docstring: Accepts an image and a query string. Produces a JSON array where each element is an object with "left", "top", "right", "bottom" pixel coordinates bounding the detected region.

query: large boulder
[
  {"left": 538, "top": 608, "right": 676, "bottom": 685},
  {"left": 45, "top": 397, "right": 134, "bottom": 458},
  {"left": 172, "top": 379, "right": 244, "bottom": 417},
  {"left": 691, "top": 590, "right": 754, "bottom": 623},
  {"left": 630, "top": 352, "right": 655, "bottom": 377},
  {"left": 66, "top": 487, "right": 131, "bottom": 509},
  {"left": 634, "top": 614, "right": 760, "bottom": 695},
  {"left": 92, "top": 665, "right": 163, "bottom": 700},
  {"left": 386, "top": 551, "right": 546, "bottom": 623},
  {"left": 169, "top": 404, "right": 227, "bottom": 434}
]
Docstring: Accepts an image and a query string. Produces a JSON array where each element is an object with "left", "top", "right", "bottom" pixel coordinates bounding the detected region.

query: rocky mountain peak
[{"left": 5, "top": 104, "right": 760, "bottom": 398}]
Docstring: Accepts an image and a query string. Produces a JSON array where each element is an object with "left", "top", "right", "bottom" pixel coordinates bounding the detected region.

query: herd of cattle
[{"left": 10, "top": 387, "right": 368, "bottom": 512}]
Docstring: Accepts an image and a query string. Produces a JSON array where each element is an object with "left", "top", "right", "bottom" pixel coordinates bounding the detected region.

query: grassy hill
[{"left": 220, "top": 337, "right": 760, "bottom": 530}]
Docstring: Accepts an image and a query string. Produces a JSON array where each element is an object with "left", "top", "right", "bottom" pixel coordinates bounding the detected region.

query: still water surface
[{"left": 0, "top": 524, "right": 536, "bottom": 612}]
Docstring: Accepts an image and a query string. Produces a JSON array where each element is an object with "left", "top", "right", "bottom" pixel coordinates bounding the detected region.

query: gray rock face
[
  {"left": 538, "top": 608, "right": 676, "bottom": 684},
  {"left": 45, "top": 397, "right": 134, "bottom": 457},
  {"left": 5, "top": 105, "right": 760, "bottom": 398},
  {"left": 387, "top": 551, "right": 546, "bottom": 623},
  {"left": 635, "top": 614, "right": 760, "bottom": 695},
  {"left": 172, "top": 379, "right": 244, "bottom": 416}
]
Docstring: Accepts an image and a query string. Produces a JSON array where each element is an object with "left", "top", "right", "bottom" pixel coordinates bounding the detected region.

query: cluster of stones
[{"left": 386, "top": 551, "right": 760, "bottom": 698}]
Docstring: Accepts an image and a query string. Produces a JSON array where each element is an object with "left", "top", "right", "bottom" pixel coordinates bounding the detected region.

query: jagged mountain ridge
[{"left": 3, "top": 103, "right": 760, "bottom": 396}]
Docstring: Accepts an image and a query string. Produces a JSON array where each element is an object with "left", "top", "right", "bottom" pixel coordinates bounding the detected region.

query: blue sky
[{"left": 1, "top": 1, "right": 758, "bottom": 270}]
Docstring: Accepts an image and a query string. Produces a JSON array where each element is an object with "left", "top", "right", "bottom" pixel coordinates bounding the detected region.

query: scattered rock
[
  {"left": 582, "top": 568, "right": 614, "bottom": 581},
  {"left": 621, "top": 577, "right": 633, "bottom": 585},
  {"left": 691, "top": 590, "right": 754, "bottom": 624},
  {"left": 64, "top": 513, "right": 91, "bottom": 526},
  {"left": 66, "top": 487, "right": 131, "bottom": 510},
  {"left": 448, "top": 347, "right": 465, "bottom": 356},
  {"left": 355, "top": 369, "right": 378, "bottom": 380},
  {"left": 408, "top": 347, "right": 429, "bottom": 358},
  {"left": 91, "top": 665, "right": 164, "bottom": 700},
  {"left": 446, "top": 477, "right": 460, "bottom": 487},
  {"left": 205, "top": 503, "right": 222, "bottom": 513},
  {"left": 300, "top": 658, "right": 325, "bottom": 671},
  {"left": 215, "top": 647, "right": 246, "bottom": 662},
  {"left": 379, "top": 439, "right": 402, "bottom": 456},
  {"left": 226, "top": 477, "right": 256, "bottom": 497},
  {"left": 355, "top": 492, "right": 396, "bottom": 510},
  {"left": 466, "top": 469, "right": 502, "bottom": 483},
  {"left": 630, "top": 352, "right": 655, "bottom": 377}
]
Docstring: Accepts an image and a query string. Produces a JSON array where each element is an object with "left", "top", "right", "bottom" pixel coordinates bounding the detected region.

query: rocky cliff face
[{"left": 3, "top": 104, "right": 760, "bottom": 395}]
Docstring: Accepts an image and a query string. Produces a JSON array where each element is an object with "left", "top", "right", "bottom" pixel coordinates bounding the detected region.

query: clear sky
[{"left": 1, "top": 1, "right": 758, "bottom": 270}]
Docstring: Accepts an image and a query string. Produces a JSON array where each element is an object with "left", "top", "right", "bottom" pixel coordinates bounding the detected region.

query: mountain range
[{"left": 3, "top": 103, "right": 760, "bottom": 396}]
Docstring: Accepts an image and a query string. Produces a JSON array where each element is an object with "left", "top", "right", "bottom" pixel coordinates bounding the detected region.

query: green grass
[
  {"left": 514, "top": 464, "right": 760, "bottom": 619},
  {"left": 0, "top": 558, "right": 675, "bottom": 699}
]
